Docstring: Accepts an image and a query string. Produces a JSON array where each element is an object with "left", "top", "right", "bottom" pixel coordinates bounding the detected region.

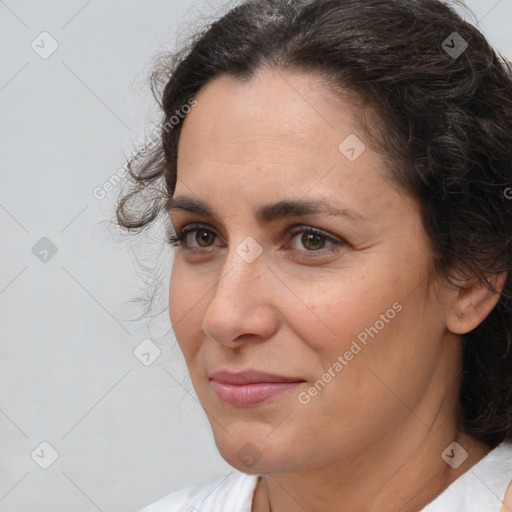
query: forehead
[
  {"left": 178, "top": 67, "right": 366, "bottom": 155},
  {"left": 174, "top": 67, "right": 412, "bottom": 225},
  {"left": 178, "top": 68, "right": 376, "bottom": 176}
]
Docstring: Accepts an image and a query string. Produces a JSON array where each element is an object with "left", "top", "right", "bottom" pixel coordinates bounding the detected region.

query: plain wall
[{"left": 1, "top": 0, "right": 511, "bottom": 510}]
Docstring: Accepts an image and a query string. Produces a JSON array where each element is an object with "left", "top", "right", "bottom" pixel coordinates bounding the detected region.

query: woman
[{"left": 117, "top": 0, "right": 512, "bottom": 510}]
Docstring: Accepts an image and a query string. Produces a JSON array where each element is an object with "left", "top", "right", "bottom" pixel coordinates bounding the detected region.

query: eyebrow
[{"left": 166, "top": 196, "right": 366, "bottom": 223}]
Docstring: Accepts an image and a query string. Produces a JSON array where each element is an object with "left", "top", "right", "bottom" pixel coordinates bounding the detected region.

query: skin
[{"left": 168, "top": 67, "right": 505, "bottom": 512}]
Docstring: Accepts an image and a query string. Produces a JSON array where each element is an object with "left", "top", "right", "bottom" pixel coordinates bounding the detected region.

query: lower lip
[{"left": 211, "top": 381, "right": 304, "bottom": 406}]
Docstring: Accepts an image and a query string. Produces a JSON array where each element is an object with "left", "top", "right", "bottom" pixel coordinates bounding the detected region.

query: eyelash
[{"left": 167, "top": 223, "right": 345, "bottom": 256}]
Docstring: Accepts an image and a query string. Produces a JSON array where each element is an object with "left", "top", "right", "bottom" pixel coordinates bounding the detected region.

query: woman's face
[{"left": 168, "top": 68, "right": 460, "bottom": 474}]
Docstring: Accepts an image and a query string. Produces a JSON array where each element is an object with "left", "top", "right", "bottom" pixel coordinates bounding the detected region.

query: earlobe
[{"left": 447, "top": 272, "right": 507, "bottom": 335}]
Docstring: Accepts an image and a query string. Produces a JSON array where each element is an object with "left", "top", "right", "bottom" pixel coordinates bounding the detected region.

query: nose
[{"left": 201, "top": 246, "right": 279, "bottom": 349}]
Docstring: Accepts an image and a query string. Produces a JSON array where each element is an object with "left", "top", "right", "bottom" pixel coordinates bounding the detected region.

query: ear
[{"left": 446, "top": 271, "right": 508, "bottom": 335}]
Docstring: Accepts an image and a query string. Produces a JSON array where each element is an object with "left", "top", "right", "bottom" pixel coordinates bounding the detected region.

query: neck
[{"left": 254, "top": 418, "right": 490, "bottom": 512}]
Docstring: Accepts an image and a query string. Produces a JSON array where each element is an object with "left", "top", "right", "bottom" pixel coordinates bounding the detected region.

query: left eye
[{"left": 288, "top": 228, "right": 342, "bottom": 251}]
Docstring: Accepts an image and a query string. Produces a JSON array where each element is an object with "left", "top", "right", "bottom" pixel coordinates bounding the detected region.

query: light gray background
[{"left": 1, "top": 1, "right": 511, "bottom": 511}]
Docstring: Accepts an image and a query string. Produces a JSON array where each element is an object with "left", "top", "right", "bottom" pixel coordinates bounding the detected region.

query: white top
[{"left": 139, "top": 442, "right": 512, "bottom": 512}]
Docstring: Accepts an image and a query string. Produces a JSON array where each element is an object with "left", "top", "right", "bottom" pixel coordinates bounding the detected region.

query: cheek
[
  {"left": 168, "top": 264, "right": 183, "bottom": 328},
  {"left": 168, "top": 262, "right": 205, "bottom": 359},
  {"left": 292, "top": 283, "right": 425, "bottom": 423},
  {"left": 291, "top": 271, "right": 395, "bottom": 359},
  {"left": 310, "top": 273, "right": 443, "bottom": 413},
  {"left": 294, "top": 258, "right": 435, "bottom": 384}
]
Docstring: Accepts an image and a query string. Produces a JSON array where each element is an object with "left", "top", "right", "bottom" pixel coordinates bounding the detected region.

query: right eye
[{"left": 168, "top": 224, "right": 223, "bottom": 251}]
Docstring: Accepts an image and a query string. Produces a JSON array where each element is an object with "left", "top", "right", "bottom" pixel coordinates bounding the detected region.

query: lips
[
  {"left": 209, "top": 370, "right": 305, "bottom": 384},
  {"left": 209, "top": 370, "right": 306, "bottom": 407}
]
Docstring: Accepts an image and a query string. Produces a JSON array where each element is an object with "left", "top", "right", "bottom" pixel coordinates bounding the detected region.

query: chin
[{"left": 211, "top": 428, "right": 304, "bottom": 475}]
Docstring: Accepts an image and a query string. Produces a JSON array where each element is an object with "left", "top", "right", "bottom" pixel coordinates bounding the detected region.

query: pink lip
[{"left": 209, "top": 370, "right": 306, "bottom": 407}]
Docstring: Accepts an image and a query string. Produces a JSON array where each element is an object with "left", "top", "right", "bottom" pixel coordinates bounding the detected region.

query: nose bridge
[
  {"left": 202, "top": 238, "right": 276, "bottom": 345},
  {"left": 215, "top": 239, "right": 266, "bottom": 305}
]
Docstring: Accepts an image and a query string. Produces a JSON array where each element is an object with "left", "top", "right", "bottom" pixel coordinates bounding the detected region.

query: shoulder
[
  {"left": 421, "top": 441, "right": 512, "bottom": 512},
  {"left": 138, "top": 471, "right": 260, "bottom": 512}
]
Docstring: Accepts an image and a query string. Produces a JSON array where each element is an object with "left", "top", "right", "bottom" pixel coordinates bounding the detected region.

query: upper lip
[{"left": 209, "top": 370, "right": 306, "bottom": 385}]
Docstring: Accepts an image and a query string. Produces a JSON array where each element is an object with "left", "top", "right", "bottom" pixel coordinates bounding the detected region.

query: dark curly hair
[{"left": 116, "top": 0, "right": 512, "bottom": 447}]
